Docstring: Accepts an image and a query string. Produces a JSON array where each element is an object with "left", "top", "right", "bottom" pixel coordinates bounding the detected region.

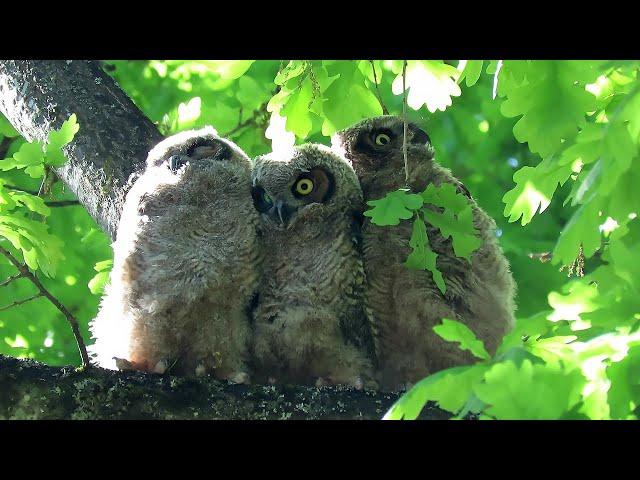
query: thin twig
[
  {"left": 221, "top": 87, "right": 280, "bottom": 138},
  {"left": 45, "top": 200, "right": 80, "bottom": 207},
  {"left": 402, "top": 60, "right": 409, "bottom": 186},
  {"left": 0, "top": 272, "right": 23, "bottom": 287},
  {"left": 3, "top": 184, "right": 39, "bottom": 195},
  {"left": 3, "top": 185, "right": 79, "bottom": 207},
  {"left": 370, "top": 60, "right": 389, "bottom": 115},
  {"left": 0, "top": 293, "right": 42, "bottom": 312},
  {"left": 0, "top": 244, "right": 91, "bottom": 367}
]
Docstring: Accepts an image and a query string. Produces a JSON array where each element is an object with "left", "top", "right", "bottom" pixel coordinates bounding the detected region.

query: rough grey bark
[
  {"left": 0, "top": 355, "right": 449, "bottom": 420},
  {"left": 0, "top": 60, "right": 163, "bottom": 240}
]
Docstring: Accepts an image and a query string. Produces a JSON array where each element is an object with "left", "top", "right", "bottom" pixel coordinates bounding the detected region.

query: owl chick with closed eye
[
  {"left": 332, "top": 115, "right": 516, "bottom": 391},
  {"left": 250, "top": 144, "right": 376, "bottom": 388},
  {"left": 89, "top": 127, "right": 260, "bottom": 383}
]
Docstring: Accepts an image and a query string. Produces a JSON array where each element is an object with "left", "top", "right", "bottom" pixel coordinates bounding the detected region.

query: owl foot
[
  {"left": 114, "top": 357, "right": 137, "bottom": 371},
  {"left": 227, "top": 371, "right": 250, "bottom": 385},
  {"left": 195, "top": 364, "right": 207, "bottom": 377},
  {"left": 364, "top": 379, "right": 380, "bottom": 392},
  {"left": 395, "top": 381, "right": 414, "bottom": 392},
  {"left": 268, "top": 376, "right": 278, "bottom": 385},
  {"left": 315, "top": 377, "right": 333, "bottom": 388}
]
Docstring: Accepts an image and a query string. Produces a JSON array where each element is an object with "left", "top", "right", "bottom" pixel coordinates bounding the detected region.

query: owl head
[
  {"left": 331, "top": 115, "right": 434, "bottom": 193},
  {"left": 137, "top": 127, "right": 252, "bottom": 209},
  {"left": 251, "top": 144, "right": 362, "bottom": 231}
]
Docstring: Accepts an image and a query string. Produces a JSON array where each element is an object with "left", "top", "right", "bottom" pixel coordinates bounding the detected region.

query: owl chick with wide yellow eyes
[
  {"left": 89, "top": 127, "right": 261, "bottom": 383},
  {"left": 250, "top": 144, "right": 377, "bottom": 389},
  {"left": 332, "top": 116, "right": 516, "bottom": 391}
]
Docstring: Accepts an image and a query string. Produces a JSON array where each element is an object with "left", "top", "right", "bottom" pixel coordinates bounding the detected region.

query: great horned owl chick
[
  {"left": 332, "top": 115, "right": 516, "bottom": 390},
  {"left": 250, "top": 144, "right": 376, "bottom": 388},
  {"left": 89, "top": 127, "right": 260, "bottom": 383}
]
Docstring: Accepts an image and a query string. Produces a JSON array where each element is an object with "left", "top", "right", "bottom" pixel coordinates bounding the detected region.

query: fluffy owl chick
[
  {"left": 89, "top": 127, "right": 260, "bottom": 383},
  {"left": 332, "top": 115, "right": 516, "bottom": 390},
  {"left": 250, "top": 144, "right": 376, "bottom": 388}
]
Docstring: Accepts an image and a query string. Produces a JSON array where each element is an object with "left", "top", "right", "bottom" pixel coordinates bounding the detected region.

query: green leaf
[
  {"left": 607, "top": 345, "right": 640, "bottom": 419},
  {"left": 420, "top": 183, "right": 469, "bottom": 214},
  {"left": 0, "top": 214, "right": 64, "bottom": 277},
  {"left": 384, "top": 365, "right": 486, "bottom": 419},
  {"left": 201, "top": 60, "right": 254, "bottom": 80},
  {"left": 499, "top": 61, "right": 598, "bottom": 157},
  {"left": 2, "top": 141, "right": 44, "bottom": 172},
  {"left": 474, "top": 360, "right": 585, "bottom": 419},
  {"left": 88, "top": 259, "right": 113, "bottom": 295},
  {"left": 274, "top": 60, "right": 307, "bottom": 86},
  {"left": 391, "top": 60, "right": 461, "bottom": 113},
  {"left": 502, "top": 158, "right": 574, "bottom": 226},
  {"left": 433, "top": 318, "right": 491, "bottom": 360},
  {"left": 422, "top": 205, "right": 482, "bottom": 261},
  {"left": 321, "top": 61, "right": 382, "bottom": 135},
  {"left": 363, "top": 189, "right": 423, "bottom": 226},
  {"left": 404, "top": 215, "right": 445, "bottom": 294},
  {"left": 458, "top": 60, "right": 484, "bottom": 88},
  {"left": 46, "top": 114, "right": 79, "bottom": 151},
  {"left": 8, "top": 192, "right": 51, "bottom": 216},
  {"left": 552, "top": 195, "right": 603, "bottom": 266},
  {"left": 0, "top": 113, "right": 19, "bottom": 137}
]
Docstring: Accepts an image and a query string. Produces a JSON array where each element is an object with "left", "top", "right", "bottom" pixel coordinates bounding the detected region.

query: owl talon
[
  {"left": 364, "top": 380, "right": 379, "bottom": 392},
  {"left": 195, "top": 364, "right": 207, "bottom": 377},
  {"left": 114, "top": 357, "right": 136, "bottom": 371},
  {"left": 353, "top": 376, "right": 364, "bottom": 390},
  {"left": 268, "top": 376, "right": 278, "bottom": 385},
  {"left": 315, "top": 377, "right": 331, "bottom": 388}
]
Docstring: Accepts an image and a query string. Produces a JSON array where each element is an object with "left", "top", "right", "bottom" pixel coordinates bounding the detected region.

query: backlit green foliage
[{"left": 1, "top": 60, "right": 638, "bottom": 419}]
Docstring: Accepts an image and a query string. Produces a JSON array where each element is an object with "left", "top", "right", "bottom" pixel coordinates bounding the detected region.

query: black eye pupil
[{"left": 252, "top": 186, "right": 273, "bottom": 213}]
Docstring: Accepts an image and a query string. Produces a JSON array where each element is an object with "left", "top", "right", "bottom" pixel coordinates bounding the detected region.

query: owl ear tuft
[{"left": 409, "top": 125, "right": 430, "bottom": 145}]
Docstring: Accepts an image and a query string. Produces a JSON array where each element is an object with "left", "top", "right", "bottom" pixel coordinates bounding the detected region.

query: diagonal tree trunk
[
  {"left": 0, "top": 60, "right": 447, "bottom": 420},
  {"left": 0, "top": 59, "right": 162, "bottom": 240}
]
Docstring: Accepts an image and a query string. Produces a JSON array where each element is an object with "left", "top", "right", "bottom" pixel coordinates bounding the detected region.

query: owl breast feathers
[
  {"left": 249, "top": 144, "right": 377, "bottom": 389},
  {"left": 88, "top": 127, "right": 261, "bottom": 383},
  {"left": 332, "top": 115, "right": 517, "bottom": 391}
]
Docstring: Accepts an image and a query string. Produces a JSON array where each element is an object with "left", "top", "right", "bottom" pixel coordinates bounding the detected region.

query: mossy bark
[{"left": 0, "top": 355, "right": 449, "bottom": 420}]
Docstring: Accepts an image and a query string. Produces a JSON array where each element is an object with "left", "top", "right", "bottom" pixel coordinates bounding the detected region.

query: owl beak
[{"left": 270, "top": 199, "right": 296, "bottom": 227}]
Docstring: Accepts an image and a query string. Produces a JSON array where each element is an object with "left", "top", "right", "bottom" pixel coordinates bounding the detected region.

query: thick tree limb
[
  {"left": 0, "top": 60, "right": 163, "bottom": 240},
  {"left": 0, "top": 355, "right": 449, "bottom": 420}
]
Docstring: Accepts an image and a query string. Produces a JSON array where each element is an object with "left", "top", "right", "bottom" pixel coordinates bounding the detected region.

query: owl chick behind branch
[
  {"left": 332, "top": 115, "right": 516, "bottom": 391},
  {"left": 250, "top": 143, "right": 377, "bottom": 389},
  {"left": 89, "top": 127, "right": 261, "bottom": 383}
]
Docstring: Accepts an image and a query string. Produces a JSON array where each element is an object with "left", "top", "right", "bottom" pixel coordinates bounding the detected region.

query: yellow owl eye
[
  {"left": 375, "top": 133, "right": 391, "bottom": 145},
  {"left": 295, "top": 178, "right": 314, "bottom": 195}
]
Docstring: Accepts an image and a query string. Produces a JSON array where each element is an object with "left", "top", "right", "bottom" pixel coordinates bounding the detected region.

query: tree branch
[
  {"left": 0, "top": 60, "right": 163, "bottom": 240},
  {"left": 0, "top": 354, "right": 449, "bottom": 420},
  {"left": 45, "top": 200, "right": 80, "bottom": 207},
  {"left": 0, "top": 245, "right": 90, "bottom": 367},
  {"left": 0, "top": 293, "right": 42, "bottom": 311},
  {"left": 0, "top": 272, "right": 23, "bottom": 288},
  {"left": 370, "top": 60, "right": 389, "bottom": 115}
]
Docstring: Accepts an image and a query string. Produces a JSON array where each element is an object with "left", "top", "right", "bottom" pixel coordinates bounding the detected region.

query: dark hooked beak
[{"left": 269, "top": 198, "right": 296, "bottom": 227}]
